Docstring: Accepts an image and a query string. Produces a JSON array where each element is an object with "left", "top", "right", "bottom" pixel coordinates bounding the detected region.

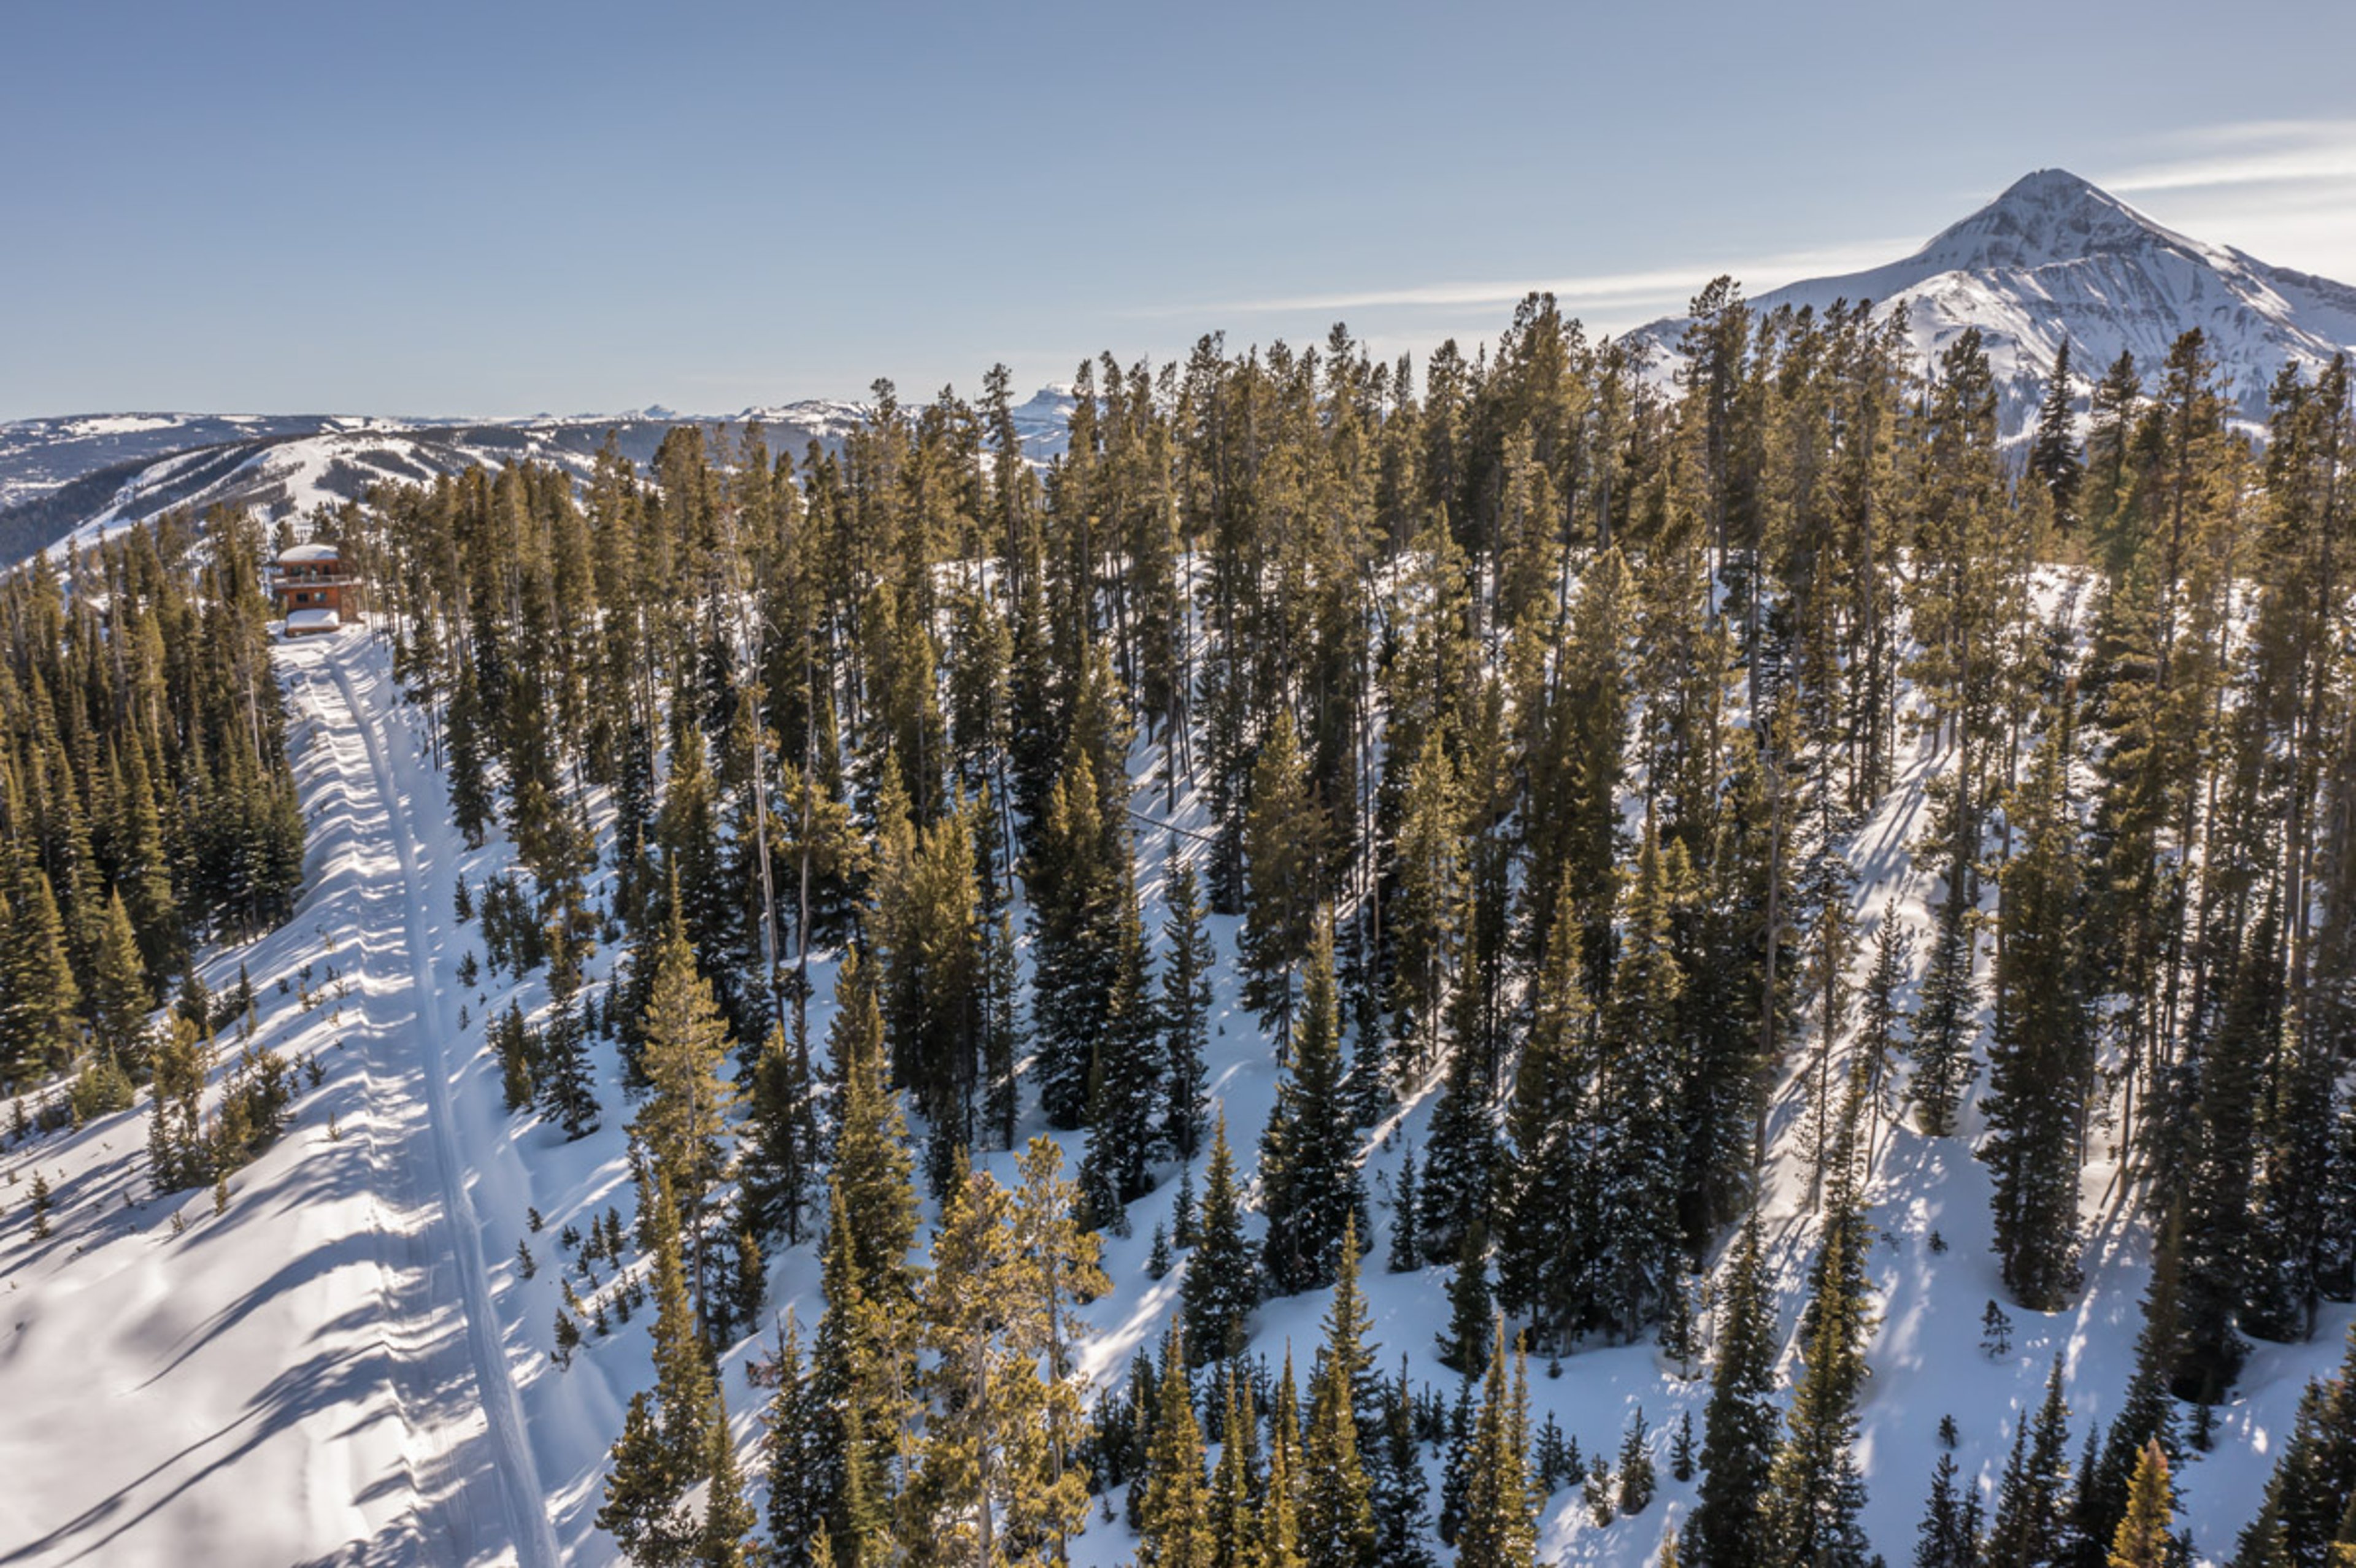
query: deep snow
[{"left": 2, "top": 608, "right": 2348, "bottom": 1567}]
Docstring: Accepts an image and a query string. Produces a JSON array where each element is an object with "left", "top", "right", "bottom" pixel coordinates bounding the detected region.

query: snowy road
[
  {"left": 318, "top": 645, "right": 562, "bottom": 1568},
  {"left": 0, "top": 628, "right": 558, "bottom": 1567}
]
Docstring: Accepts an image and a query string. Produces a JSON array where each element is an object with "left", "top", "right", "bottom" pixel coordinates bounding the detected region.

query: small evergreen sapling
[
  {"left": 1585, "top": 1450, "right": 1616, "bottom": 1526},
  {"left": 1147, "top": 1221, "right": 1173, "bottom": 1281},
  {"left": 1982, "top": 1299, "right": 2014, "bottom": 1359},
  {"left": 1618, "top": 1406, "right": 1656, "bottom": 1515},
  {"left": 552, "top": 1310, "right": 579, "bottom": 1369}
]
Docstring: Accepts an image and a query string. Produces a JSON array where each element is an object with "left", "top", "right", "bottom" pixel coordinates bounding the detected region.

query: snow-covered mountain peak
[
  {"left": 1908, "top": 167, "right": 2202, "bottom": 274},
  {"left": 1630, "top": 168, "right": 2356, "bottom": 433}
]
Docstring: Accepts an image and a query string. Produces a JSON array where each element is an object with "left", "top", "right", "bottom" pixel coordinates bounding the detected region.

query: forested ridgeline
[
  {"left": 0, "top": 509, "right": 304, "bottom": 1116},
  {"left": 72, "top": 280, "right": 2356, "bottom": 1564}
]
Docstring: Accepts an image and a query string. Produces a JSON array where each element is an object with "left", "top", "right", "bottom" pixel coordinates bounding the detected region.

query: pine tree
[
  {"left": 1241, "top": 711, "right": 1329, "bottom": 1033},
  {"left": 2244, "top": 1004, "right": 2338, "bottom": 1347},
  {"left": 447, "top": 659, "right": 493, "bottom": 848},
  {"left": 1299, "top": 1256, "right": 1377, "bottom": 1568},
  {"left": 1453, "top": 1324, "right": 1536, "bottom": 1568},
  {"left": 1855, "top": 905, "right": 1912, "bottom": 1151},
  {"left": 1416, "top": 1005, "right": 1496, "bottom": 1267},
  {"left": 85, "top": 890, "right": 152, "bottom": 1063},
  {"left": 979, "top": 907, "right": 1021, "bottom": 1153},
  {"left": 1800, "top": 850, "right": 1859, "bottom": 1208},
  {"left": 1585, "top": 1450, "right": 1616, "bottom": 1526},
  {"left": 826, "top": 951, "right": 917, "bottom": 1307},
  {"left": 1911, "top": 872, "right": 1979, "bottom": 1137},
  {"left": 1182, "top": 1110, "right": 1258, "bottom": 1365},
  {"left": 1162, "top": 845, "right": 1214, "bottom": 1162},
  {"left": 1619, "top": 1406, "right": 1657, "bottom": 1517},
  {"left": 1763, "top": 1172, "right": 1874, "bottom": 1567},
  {"left": 1369, "top": 1360, "right": 1435, "bottom": 1568},
  {"left": 764, "top": 1314, "right": 827, "bottom": 1568},
  {"left": 1260, "top": 918, "right": 1366, "bottom": 1296},
  {"left": 1387, "top": 1145, "right": 1420, "bottom": 1274},
  {"left": 2106, "top": 1441, "right": 2175, "bottom": 1568},
  {"left": 539, "top": 989, "right": 601, "bottom": 1140},
  {"left": 2177, "top": 909, "right": 2277, "bottom": 1402},
  {"left": 498, "top": 1000, "right": 537, "bottom": 1113},
  {"left": 1982, "top": 1300, "right": 2014, "bottom": 1360},
  {"left": 2082, "top": 1209, "right": 2185, "bottom": 1558},
  {"left": 1079, "top": 867, "right": 1161, "bottom": 1230},
  {"left": 3, "top": 872, "right": 81, "bottom": 1078},
  {"left": 699, "top": 1387, "right": 756, "bottom": 1567},
  {"left": 1497, "top": 891, "right": 1592, "bottom": 1343},
  {"left": 598, "top": 1177, "right": 718, "bottom": 1564},
  {"left": 1915, "top": 1450, "right": 1978, "bottom": 1568},
  {"left": 1437, "top": 1220, "right": 1492, "bottom": 1375},
  {"left": 2230, "top": 1324, "right": 2356, "bottom": 1568},
  {"left": 1209, "top": 1367, "right": 1262, "bottom": 1568},
  {"left": 2030, "top": 340, "right": 2085, "bottom": 533},
  {"left": 1984, "top": 720, "right": 2090, "bottom": 1312},
  {"left": 1989, "top": 1356, "right": 2079, "bottom": 1568},
  {"left": 1138, "top": 1324, "right": 1214, "bottom": 1568},
  {"left": 1320, "top": 1215, "right": 1383, "bottom": 1429},
  {"left": 737, "top": 1021, "right": 814, "bottom": 1243},
  {"left": 632, "top": 891, "right": 740, "bottom": 1328},
  {"left": 1590, "top": 823, "right": 1688, "bottom": 1339},
  {"left": 1026, "top": 741, "right": 1120, "bottom": 1131},
  {"left": 809, "top": 1183, "right": 906, "bottom": 1568},
  {"left": 1692, "top": 1210, "right": 1779, "bottom": 1568},
  {"left": 1387, "top": 727, "right": 1465, "bottom": 1074},
  {"left": 1007, "top": 1136, "right": 1104, "bottom": 1562},
  {"left": 913, "top": 1151, "right": 1093, "bottom": 1568},
  {"left": 1260, "top": 1350, "right": 1307, "bottom": 1568}
]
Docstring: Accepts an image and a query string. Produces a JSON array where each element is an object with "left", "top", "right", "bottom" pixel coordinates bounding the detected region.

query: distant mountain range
[
  {"left": 1629, "top": 167, "right": 2356, "bottom": 430},
  {"left": 0, "top": 390, "right": 1076, "bottom": 565},
  {"left": 10, "top": 168, "right": 2356, "bottom": 564}
]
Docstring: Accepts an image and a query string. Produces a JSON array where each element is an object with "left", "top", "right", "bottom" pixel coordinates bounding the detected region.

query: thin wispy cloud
[
  {"left": 2101, "top": 118, "right": 2356, "bottom": 194},
  {"left": 1144, "top": 239, "right": 1910, "bottom": 322},
  {"left": 1151, "top": 120, "right": 2356, "bottom": 337},
  {"left": 2095, "top": 119, "right": 2356, "bottom": 281}
]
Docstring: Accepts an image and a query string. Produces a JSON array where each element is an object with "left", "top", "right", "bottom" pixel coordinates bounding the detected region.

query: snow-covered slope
[
  {"left": 0, "top": 413, "right": 364, "bottom": 513},
  {"left": 1630, "top": 168, "right": 2356, "bottom": 430},
  {"left": 2, "top": 385, "right": 1079, "bottom": 566},
  {"left": 0, "top": 632, "right": 571, "bottom": 1565},
  {"left": 1049, "top": 573, "right": 2348, "bottom": 1567},
  {"left": 4, "top": 585, "right": 2347, "bottom": 1565}
]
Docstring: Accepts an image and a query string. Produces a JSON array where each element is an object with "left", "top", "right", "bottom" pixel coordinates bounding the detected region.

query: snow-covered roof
[
  {"left": 285, "top": 607, "right": 342, "bottom": 633},
  {"left": 277, "top": 542, "right": 341, "bottom": 564}
]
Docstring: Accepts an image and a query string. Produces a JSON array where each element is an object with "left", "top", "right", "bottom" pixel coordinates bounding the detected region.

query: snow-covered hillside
[
  {"left": 1, "top": 385, "right": 1079, "bottom": 567},
  {"left": 2, "top": 602, "right": 2345, "bottom": 1567},
  {"left": 1629, "top": 168, "right": 2356, "bottom": 431},
  {"left": 0, "top": 633, "right": 587, "bottom": 1564}
]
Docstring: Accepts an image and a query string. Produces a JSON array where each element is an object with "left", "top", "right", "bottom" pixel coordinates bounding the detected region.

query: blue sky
[{"left": 6, "top": 0, "right": 2354, "bottom": 418}]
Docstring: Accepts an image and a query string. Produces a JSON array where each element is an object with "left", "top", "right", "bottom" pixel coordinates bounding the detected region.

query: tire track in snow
[{"left": 324, "top": 647, "right": 561, "bottom": 1568}]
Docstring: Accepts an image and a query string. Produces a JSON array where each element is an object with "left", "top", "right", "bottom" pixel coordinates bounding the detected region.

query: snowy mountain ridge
[
  {"left": 0, "top": 385, "right": 1077, "bottom": 566},
  {"left": 1630, "top": 167, "right": 2356, "bottom": 429}
]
